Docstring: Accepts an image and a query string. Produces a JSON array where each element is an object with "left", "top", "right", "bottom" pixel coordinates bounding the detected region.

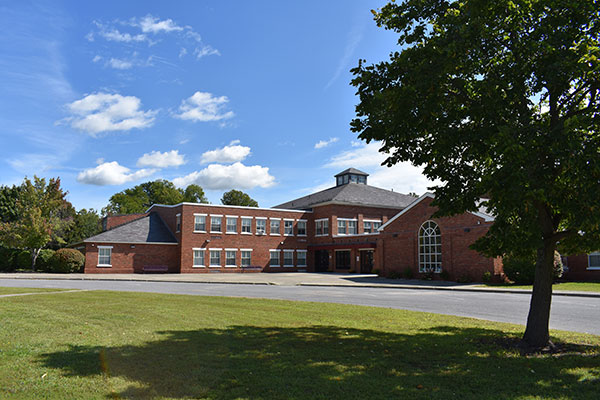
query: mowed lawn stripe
[{"left": 0, "top": 290, "right": 598, "bottom": 399}]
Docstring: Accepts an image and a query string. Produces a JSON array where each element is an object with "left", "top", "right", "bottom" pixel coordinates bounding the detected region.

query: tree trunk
[
  {"left": 30, "top": 248, "right": 41, "bottom": 272},
  {"left": 522, "top": 239, "right": 556, "bottom": 349}
]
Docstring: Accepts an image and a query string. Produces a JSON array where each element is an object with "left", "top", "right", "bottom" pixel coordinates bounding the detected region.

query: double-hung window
[
  {"left": 315, "top": 219, "right": 329, "bottom": 236},
  {"left": 270, "top": 250, "right": 280, "bottom": 267},
  {"left": 297, "top": 250, "right": 307, "bottom": 267},
  {"left": 211, "top": 216, "right": 222, "bottom": 233},
  {"left": 193, "top": 249, "right": 205, "bottom": 267},
  {"left": 297, "top": 220, "right": 307, "bottom": 236},
  {"left": 270, "top": 218, "right": 280, "bottom": 235},
  {"left": 256, "top": 218, "right": 266, "bottom": 235},
  {"left": 225, "top": 249, "right": 237, "bottom": 267},
  {"left": 241, "top": 217, "right": 252, "bottom": 234},
  {"left": 176, "top": 214, "right": 181, "bottom": 232},
  {"left": 283, "top": 250, "right": 294, "bottom": 267},
  {"left": 284, "top": 220, "right": 294, "bottom": 236},
  {"left": 226, "top": 217, "right": 237, "bottom": 234},
  {"left": 209, "top": 249, "right": 221, "bottom": 267},
  {"left": 98, "top": 246, "right": 112, "bottom": 266},
  {"left": 588, "top": 252, "right": 600, "bottom": 270},
  {"left": 194, "top": 214, "right": 206, "bottom": 232},
  {"left": 241, "top": 250, "right": 252, "bottom": 267},
  {"left": 347, "top": 220, "right": 357, "bottom": 235},
  {"left": 338, "top": 220, "right": 347, "bottom": 235},
  {"left": 337, "top": 219, "right": 357, "bottom": 235}
]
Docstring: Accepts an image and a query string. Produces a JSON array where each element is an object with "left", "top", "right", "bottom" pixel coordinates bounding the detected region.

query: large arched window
[{"left": 419, "top": 220, "right": 442, "bottom": 273}]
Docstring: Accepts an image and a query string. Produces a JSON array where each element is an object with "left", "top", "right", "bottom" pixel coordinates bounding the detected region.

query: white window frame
[
  {"left": 175, "top": 213, "right": 181, "bottom": 233},
  {"left": 297, "top": 250, "right": 307, "bottom": 267},
  {"left": 315, "top": 218, "right": 329, "bottom": 236},
  {"left": 256, "top": 217, "right": 267, "bottom": 235},
  {"left": 192, "top": 248, "right": 206, "bottom": 268},
  {"left": 194, "top": 214, "right": 207, "bottom": 233},
  {"left": 97, "top": 246, "right": 113, "bottom": 267},
  {"left": 269, "top": 249, "right": 281, "bottom": 267},
  {"left": 225, "top": 249, "right": 237, "bottom": 267},
  {"left": 419, "top": 220, "right": 442, "bottom": 273},
  {"left": 337, "top": 218, "right": 358, "bottom": 236},
  {"left": 209, "top": 249, "right": 222, "bottom": 267},
  {"left": 241, "top": 217, "right": 252, "bottom": 235},
  {"left": 270, "top": 218, "right": 281, "bottom": 235},
  {"left": 283, "top": 250, "right": 295, "bottom": 267},
  {"left": 588, "top": 252, "right": 600, "bottom": 270},
  {"left": 226, "top": 216, "right": 238, "bottom": 234},
  {"left": 284, "top": 219, "right": 294, "bottom": 236},
  {"left": 210, "top": 215, "right": 223, "bottom": 233},
  {"left": 241, "top": 249, "right": 253, "bottom": 267},
  {"left": 297, "top": 219, "right": 307, "bottom": 236}
]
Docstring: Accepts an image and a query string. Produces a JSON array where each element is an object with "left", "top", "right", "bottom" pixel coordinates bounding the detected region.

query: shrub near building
[{"left": 49, "top": 249, "right": 85, "bottom": 273}]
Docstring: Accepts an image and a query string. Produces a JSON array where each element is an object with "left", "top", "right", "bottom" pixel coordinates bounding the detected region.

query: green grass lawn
[
  {"left": 0, "top": 290, "right": 598, "bottom": 399},
  {"left": 482, "top": 282, "right": 600, "bottom": 292},
  {"left": 0, "top": 287, "right": 70, "bottom": 295}
]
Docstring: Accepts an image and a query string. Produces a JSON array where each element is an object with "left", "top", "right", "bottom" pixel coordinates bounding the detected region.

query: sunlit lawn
[
  {"left": 0, "top": 287, "right": 70, "bottom": 295},
  {"left": 482, "top": 282, "right": 600, "bottom": 292},
  {"left": 0, "top": 289, "right": 598, "bottom": 399}
]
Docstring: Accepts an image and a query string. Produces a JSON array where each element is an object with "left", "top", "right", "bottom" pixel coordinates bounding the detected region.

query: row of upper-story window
[
  {"left": 176, "top": 214, "right": 382, "bottom": 237},
  {"left": 192, "top": 248, "right": 307, "bottom": 268}
]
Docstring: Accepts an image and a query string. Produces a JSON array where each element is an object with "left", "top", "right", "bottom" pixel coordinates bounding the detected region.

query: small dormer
[{"left": 335, "top": 168, "right": 369, "bottom": 186}]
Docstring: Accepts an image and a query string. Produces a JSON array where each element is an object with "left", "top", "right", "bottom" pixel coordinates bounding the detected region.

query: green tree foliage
[
  {"left": 63, "top": 209, "right": 102, "bottom": 245},
  {"left": 0, "top": 176, "right": 73, "bottom": 270},
  {"left": 351, "top": 0, "right": 600, "bottom": 348},
  {"left": 103, "top": 180, "right": 208, "bottom": 215},
  {"left": 221, "top": 190, "right": 259, "bottom": 207},
  {"left": 0, "top": 184, "right": 21, "bottom": 223}
]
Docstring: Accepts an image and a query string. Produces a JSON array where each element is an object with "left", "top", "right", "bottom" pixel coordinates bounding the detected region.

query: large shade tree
[
  {"left": 221, "top": 190, "right": 259, "bottom": 207},
  {"left": 351, "top": 0, "right": 600, "bottom": 349}
]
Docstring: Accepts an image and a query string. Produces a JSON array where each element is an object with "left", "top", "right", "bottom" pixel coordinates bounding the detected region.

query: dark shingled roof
[
  {"left": 84, "top": 212, "right": 177, "bottom": 244},
  {"left": 273, "top": 182, "right": 417, "bottom": 210},
  {"left": 334, "top": 168, "right": 369, "bottom": 177}
]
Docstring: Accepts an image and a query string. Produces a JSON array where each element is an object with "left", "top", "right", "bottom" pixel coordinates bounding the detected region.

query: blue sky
[{"left": 0, "top": 0, "right": 433, "bottom": 211}]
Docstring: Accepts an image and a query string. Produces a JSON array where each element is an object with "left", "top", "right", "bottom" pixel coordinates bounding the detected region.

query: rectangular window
[
  {"left": 241, "top": 217, "right": 252, "bottom": 234},
  {"left": 297, "top": 220, "right": 307, "bottom": 236},
  {"left": 193, "top": 249, "right": 205, "bottom": 267},
  {"left": 315, "top": 219, "right": 329, "bottom": 236},
  {"left": 211, "top": 216, "right": 222, "bottom": 233},
  {"left": 348, "top": 220, "right": 357, "bottom": 235},
  {"left": 241, "top": 250, "right": 252, "bottom": 267},
  {"left": 338, "top": 220, "right": 347, "bottom": 235},
  {"left": 335, "top": 250, "right": 351, "bottom": 270},
  {"left": 373, "top": 221, "right": 381, "bottom": 230},
  {"left": 176, "top": 214, "right": 181, "bottom": 232},
  {"left": 297, "top": 251, "right": 307, "bottom": 267},
  {"left": 270, "top": 219, "right": 280, "bottom": 235},
  {"left": 226, "top": 217, "right": 237, "bottom": 233},
  {"left": 226, "top": 250, "right": 237, "bottom": 267},
  {"left": 364, "top": 221, "right": 372, "bottom": 233},
  {"left": 270, "top": 250, "right": 280, "bottom": 267},
  {"left": 283, "top": 250, "right": 294, "bottom": 267},
  {"left": 284, "top": 220, "right": 294, "bottom": 236},
  {"left": 194, "top": 215, "right": 206, "bottom": 232},
  {"left": 98, "top": 246, "right": 112, "bottom": 266},
  {"left": 589, "top": 252, "right": 600, "bottom": 270},
  {"left": 209, "top": 250, "right": 221, "bottom": 267},
  {"left": 256, "top": 218, "right": 266, "bottom": 235}
]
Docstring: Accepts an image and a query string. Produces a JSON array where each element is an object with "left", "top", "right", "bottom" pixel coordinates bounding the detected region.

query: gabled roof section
[
  {"left": 334, "top": 168, "right": 369, "bottom": 177},
  {"left": 378, "top": 192, "right": 494, "bottom": 231},
  {"left": 273, "top": 182, "right": 416, "bottom": 210},
  {"left": 84, "top": 212, "right": 178, "bottom": 244}
]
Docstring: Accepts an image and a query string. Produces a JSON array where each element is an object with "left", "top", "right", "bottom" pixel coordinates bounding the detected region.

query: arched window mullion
[{"left": 419, "top": 220, "right": 442, "bottom": 274}]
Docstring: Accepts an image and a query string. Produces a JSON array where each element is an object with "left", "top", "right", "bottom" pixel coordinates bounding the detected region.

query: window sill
[
  {"left": 209, "top": 265, "right": 222, "bottom": 268},
  {"left": 298, "top": 234, "right": 307, "bottom": 237},
  {"left": 97, "top": 264, "right": 112, "bottom": 268},
  {"left": 283, "top": 265, "right": 295, "bottom": 268},
  {"left": 270, "top": 233, "right": 281, "bottom": 236},
  {"left": 192, "top": 265, "right": 205, "bottom": 268},
  {"left": 586, "top": 267, "right": 600, "bottom": 270},
  {"left": 210, "top": 231, "right": 223, "bottom": 234},
  {"left": 225, "top": 265, "right": 237, "bottom": 268},
  {"left": 241, "top": 232, "right": 252, "bottom": 235},
  {"left": 193, "top": 230, "right": 207, "bottom": 234},
  {"left": 270, "top": 265, "right": 281, "bottom": 268},
  {"left": 226, "top": 232, "right": 237, "bottom": 235}
]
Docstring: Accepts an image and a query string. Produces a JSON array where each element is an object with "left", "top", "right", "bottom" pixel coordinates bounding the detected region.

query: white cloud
[
  {"left": 108, "top": 58, "right": 133, "bottom": 70},
  {"left": 194, "top": 45, "right": 220, "bottom": 59},
  {"left": 173, "top": 162, "right": 275, "bottom": 190},
  {"left": 101, "top": 28, "right": 147, "bottom": 43},
  {"left": 137, "top": 150, "right": 186, "bottom": 168},
  {"left": 173, "top": 91, "right": 234, "bottom": 122},
  {"left": 325, "top": 141, "right": 387, "bottom": 168},
  {"left": 77, "top": 161, "right": 157, "bottom": 185},
  {"left": 200, "top": 141, "right": 250, "bottom": 164},
  {"left": 64, "top": 92, "right": 156, "bottom": 135},
  {"left": 92, "top": 55, "right": 102, "bottom": 63},
  {"left": 351, "top": 140, "right": 362, "bottom": 147},
  {"left": 178, "top": 47, "right": 188, "bottom": 58},
  {"left": 314, "top": 137, "right": 339, "bottom": 149},
  {"left": 137, "top": 15, "right": 183, "bottom": 33}
]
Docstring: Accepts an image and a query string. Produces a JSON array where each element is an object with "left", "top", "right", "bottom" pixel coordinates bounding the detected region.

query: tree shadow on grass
[{"left": 40, "top": 325, "right": 599, "bottom": 399}]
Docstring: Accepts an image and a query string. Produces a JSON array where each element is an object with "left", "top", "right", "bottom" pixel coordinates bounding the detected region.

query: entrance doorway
[
  {"left": 360, "top": 250, "right": 374, "bottom": 273},
  {"left": 314, "top": 250, "right": 329, "bottom": 272}
]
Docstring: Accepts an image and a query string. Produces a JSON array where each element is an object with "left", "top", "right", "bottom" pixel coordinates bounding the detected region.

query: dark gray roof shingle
[
  {"left": 84, "top": 212, "right": 177, "bottom": 244},
  {"left": 274, "top": 182, "right": 416, "bottom": 210},
  {"left": 334, "top": 168, "right": 369, "bottom": 177}
]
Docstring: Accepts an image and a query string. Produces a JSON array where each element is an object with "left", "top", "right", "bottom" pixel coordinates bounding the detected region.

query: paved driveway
[{"left": 1, "top": 278, "right": 598, "bottom": 335}]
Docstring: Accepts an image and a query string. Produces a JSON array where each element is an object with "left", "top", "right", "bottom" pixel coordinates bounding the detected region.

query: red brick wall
[
  {"left": 103, "top": 214, "right": 148, "bottom": 231},
  {"left": 564, "top": 254, "right": 600, "bottom": 281},
  {"left": 84, "top": 242, "right": 179, "bottom": 273},
  {"left": 379, "top": 196, "right": 501, "bottom": 282}
]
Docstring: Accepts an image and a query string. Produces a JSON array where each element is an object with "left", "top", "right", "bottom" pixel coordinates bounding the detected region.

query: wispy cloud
[
  {"left": 136, "top": 15, "right": 183, "bottom": 34},
  {"left": 173, "top": 91, "right": 234, "bottom": 122},
  {"left": 325, "top": 24, "right": 364, "bottom": 89},
  {"left": 314, "top": 137, "right": 339, "bottom": 149}
]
